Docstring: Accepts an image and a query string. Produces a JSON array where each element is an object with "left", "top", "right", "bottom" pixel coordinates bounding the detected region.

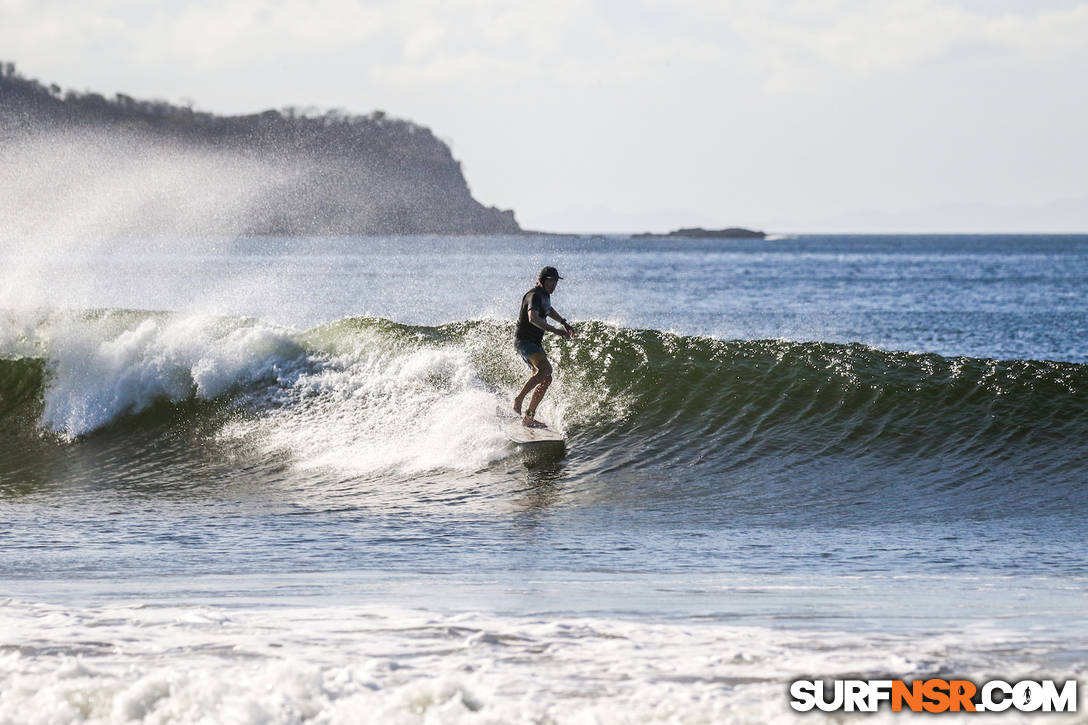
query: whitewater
[{"left": 2, "top": 233, "right": 1087, "bottom": 723}]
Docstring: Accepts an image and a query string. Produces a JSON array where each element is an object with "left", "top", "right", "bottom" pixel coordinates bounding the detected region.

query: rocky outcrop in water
[{"left": 634, "top": 227, "right": 765, "bottom": 239}]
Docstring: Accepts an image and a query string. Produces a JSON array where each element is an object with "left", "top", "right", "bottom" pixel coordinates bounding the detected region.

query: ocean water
[{"left": 1, "top": 233, "right": 1086, "bottom": 723}]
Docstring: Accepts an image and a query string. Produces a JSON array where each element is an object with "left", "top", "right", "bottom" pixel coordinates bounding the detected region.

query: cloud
[
  {"left": 644, "top": 0, "right": 1088, "bottom": 93},
  {"left": 8, "top": 1, "right": 1085, "bottom": 103},
  {"left": 1, "top": 0, "right": 388, "bottom": 74}
]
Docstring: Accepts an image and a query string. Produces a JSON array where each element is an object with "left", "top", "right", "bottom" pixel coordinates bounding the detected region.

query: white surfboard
[{"left": 506, "top": 422, "right": 565, "bottom": 445}]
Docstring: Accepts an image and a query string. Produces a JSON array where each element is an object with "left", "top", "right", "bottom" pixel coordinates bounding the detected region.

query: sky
[{"left": 2, "top": 0, "right": 1087, "bottom": 233}]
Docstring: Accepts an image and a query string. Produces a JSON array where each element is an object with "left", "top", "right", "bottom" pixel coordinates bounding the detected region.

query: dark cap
[{"left": 538, "top": 266, "right": 564, "bottom": 281}]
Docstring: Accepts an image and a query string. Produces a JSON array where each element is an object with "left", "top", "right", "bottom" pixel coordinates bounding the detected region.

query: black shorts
[{"left": 515, "top": 340, "right": 547, "bottom": 367}]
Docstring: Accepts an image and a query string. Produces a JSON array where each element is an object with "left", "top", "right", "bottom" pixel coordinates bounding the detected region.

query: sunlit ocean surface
[{"left": 2, "top": 234, "right": 1086, "bottom": 722}]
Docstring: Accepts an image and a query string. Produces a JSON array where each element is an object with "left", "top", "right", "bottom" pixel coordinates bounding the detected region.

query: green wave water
[{"left": 2, "top": 311, "right": 1085, "bottom": 520}]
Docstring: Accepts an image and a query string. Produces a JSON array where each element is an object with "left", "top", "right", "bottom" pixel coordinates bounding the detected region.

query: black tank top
[{"left": 515, "top": 286, "right": 551, "bottom": 343}]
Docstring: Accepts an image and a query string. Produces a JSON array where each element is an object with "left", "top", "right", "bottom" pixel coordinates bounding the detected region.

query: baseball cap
[{"left": 538, "top": 266, "right": 564, "bottom": 281}]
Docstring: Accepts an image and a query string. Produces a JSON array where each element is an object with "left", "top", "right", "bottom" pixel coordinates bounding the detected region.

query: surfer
[{"left": 513, "top": 266, "right": 575, "bottom": 428}]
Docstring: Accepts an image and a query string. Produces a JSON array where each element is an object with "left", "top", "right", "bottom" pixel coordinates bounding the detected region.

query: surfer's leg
[
  {"left": 522, "top": 357, "right": 552, "bottom": 426},
  {"left": 513, "top": 374, "right": 539, "bottom": 414},
  {"left": 514, "top": 345, "right": 549, "bottom": 415}
]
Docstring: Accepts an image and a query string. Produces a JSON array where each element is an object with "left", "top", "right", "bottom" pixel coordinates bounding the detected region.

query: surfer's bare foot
[
  {"left": 513, "top": 398, "right": 523, "bottom": 415},
  {"left": 522, "top": 416, "right": 547, "bottom": 428}
]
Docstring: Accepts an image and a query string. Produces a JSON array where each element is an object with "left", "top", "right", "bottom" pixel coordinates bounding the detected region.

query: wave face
[{"left": 1, "top": 310, "right": 1085, "bottom": 522}]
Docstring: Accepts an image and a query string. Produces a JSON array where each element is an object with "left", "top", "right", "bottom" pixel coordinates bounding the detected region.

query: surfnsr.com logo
[{"left": 789, "top": 679, "right": 1077, "bottom": 713}]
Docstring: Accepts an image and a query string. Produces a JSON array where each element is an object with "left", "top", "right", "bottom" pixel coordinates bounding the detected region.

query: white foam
[
  {"left": 222, "top": 342, "right": 511, "bottom": 477},
  {"left": 8, "top": 309, "right": 620, "bottom": 476},
  {"left": 36, "top": 313, "right": 305, "bottom": 437},
  {"left": 0, "top": 598, "right": 1077, "bottom": 724}
]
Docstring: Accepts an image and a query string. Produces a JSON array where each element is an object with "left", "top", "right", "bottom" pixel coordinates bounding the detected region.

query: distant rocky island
[
  {"left": 634, "top": 227, "right": 766, "bottom": 239},
  {"left": 0, "top": 62, "right": 519, "bottom": 235}
]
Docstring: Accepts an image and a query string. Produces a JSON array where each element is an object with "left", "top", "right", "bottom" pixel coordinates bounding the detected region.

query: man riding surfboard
[{"left": 513, "top": 266, "right": 574, "bottom": 428}]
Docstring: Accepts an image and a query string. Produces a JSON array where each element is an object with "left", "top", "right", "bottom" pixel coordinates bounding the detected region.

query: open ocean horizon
[{"left": 2, "top": 233, "right": 1086, "bottom": 722}]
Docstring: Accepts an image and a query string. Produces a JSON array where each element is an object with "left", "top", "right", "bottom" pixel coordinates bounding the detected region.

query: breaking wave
[{"left": 2, "top": 309, "right": 1085, "bottom": 520}]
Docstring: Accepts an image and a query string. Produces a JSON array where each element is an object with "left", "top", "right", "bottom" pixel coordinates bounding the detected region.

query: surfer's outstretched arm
[
  {"left": 530, "top": 309, "right": 571, "bottom": 338},
  {"left": 545, "top": 309, "right": 575, "bottom": 338}
]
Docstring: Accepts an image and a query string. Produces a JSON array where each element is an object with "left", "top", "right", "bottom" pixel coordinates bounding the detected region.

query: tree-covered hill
[{"left": 0, "top": 63, "right": 520, "bottom": 235}]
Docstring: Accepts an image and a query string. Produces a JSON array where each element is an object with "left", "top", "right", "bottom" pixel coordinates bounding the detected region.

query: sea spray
[{"left": 0, "top": 129, "right": 298, "bottom": 311}]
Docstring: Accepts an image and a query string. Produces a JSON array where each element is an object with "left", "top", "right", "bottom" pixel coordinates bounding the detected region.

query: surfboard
[{"left": 506, "top": 422, "right": 565, "bottom": 445}]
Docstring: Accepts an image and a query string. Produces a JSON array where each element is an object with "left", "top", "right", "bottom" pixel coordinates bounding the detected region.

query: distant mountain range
[{"left": 0, "top": 62, "right": 520, "bottom": 236}]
